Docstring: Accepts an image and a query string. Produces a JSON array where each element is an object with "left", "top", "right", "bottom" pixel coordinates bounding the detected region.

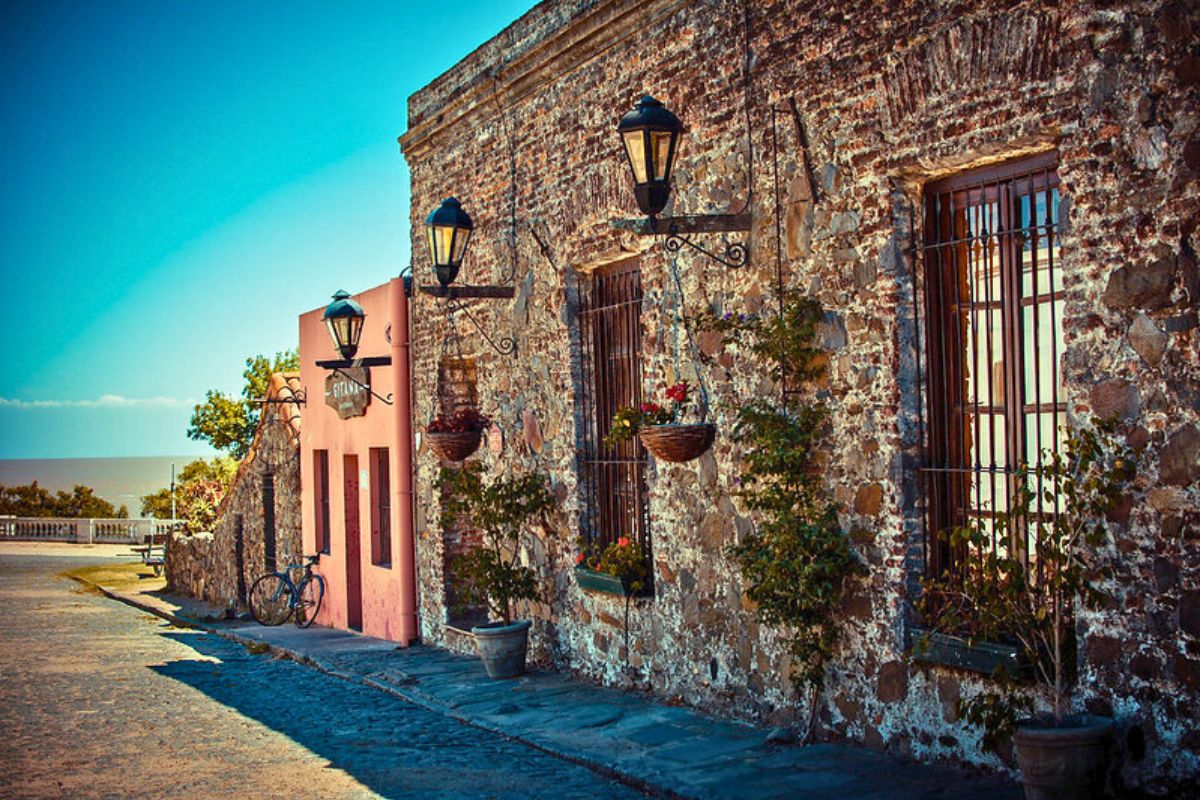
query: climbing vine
[{"left": 698, "top": 293, "right": 858, "bottom": 739}]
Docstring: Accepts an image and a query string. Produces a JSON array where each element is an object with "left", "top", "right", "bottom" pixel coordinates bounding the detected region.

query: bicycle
[{"left": 248, "top": 554, "right": 326, "bottom": 628}]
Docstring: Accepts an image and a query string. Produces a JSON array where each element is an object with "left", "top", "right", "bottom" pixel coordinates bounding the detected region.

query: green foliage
[
  {"left": 140, "top": 457, "right": 237, "bottom": 534},
  {"left": 959, "top": 691, "right": 1033, "bottom": 753},
  {"left": 708, "top": 295, "right": 856, "bottom": 696},
  {"left": 588, "top": 537, "right": 649, "bottom": 594},
  {"left": 437, "top": 462, "right": 556, "bottom": 624},
  {"left": 0, "top": 482, "right": 127, "bottom": 518},
  {"left": 918, "top": 419, "right": 1136, "bottom": 741},
  {"left": 695, "top": 293, "right": 826, "bottom": 387},
  {"left": 187, "top": 349, "right": 299, "bottom": 460}
]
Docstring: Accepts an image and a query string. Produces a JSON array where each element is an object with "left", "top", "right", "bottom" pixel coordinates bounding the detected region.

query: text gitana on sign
[{"left": 325, "top": 367, "right": 371, "bottom": 419}]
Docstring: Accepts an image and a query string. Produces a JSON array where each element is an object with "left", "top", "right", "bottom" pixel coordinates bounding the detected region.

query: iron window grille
[
  {"left": 576, "top": 259, "right": 651, "bottom": 560},
  {"left": 918, "top": 152, "right": 1064, "bottom": 585}
]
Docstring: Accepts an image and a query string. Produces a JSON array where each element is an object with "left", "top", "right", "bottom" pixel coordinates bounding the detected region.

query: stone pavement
[
  {"left": 84, "top": 571, "right": 1021, "bottom": 800},
  {"left": 2, "top": 546, "right": 644, "bottom": 800}
]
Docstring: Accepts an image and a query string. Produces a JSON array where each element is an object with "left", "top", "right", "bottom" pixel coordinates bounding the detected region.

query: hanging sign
[{"left": 325, "top": 367, "right": 371, "bottom": 419}]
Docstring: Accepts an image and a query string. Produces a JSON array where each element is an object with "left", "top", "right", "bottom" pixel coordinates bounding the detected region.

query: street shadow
[{"left": 146, "top": 627, "right": 597, "bottom": 800}]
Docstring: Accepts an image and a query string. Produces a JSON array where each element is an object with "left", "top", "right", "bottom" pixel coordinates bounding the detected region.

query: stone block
[
  {"left": 1128, "top": 312, "right": 1168, "bottom": 366},
  {"left": 875, "top": 660, "right": 908, "bottom": 703},
  {"left": 1160, "top": 425, "right": 1200, "bottom": 486},
  {"left": 1103, "top": 259, "right": 1176, "bottom": 311}
]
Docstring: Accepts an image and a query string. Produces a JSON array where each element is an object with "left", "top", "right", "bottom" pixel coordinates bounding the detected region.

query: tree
[
  {"left": 140, "top": 457, "right": 237, "bottom": 534},
  {"left": 187, "top": 349, "right": 298, "bottom": 460},
  {"left": 0, "top": 481, "right": 126, "bottom": 518}
]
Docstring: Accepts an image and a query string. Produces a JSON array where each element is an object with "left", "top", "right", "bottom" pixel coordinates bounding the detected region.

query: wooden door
[{"left": 342, "top": 454, "right": 363, "bottom": 630}]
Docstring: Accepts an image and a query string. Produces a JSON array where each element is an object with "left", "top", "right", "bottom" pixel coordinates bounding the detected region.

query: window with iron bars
[
  {"left": 576, "top": 259, "right": 651, "bottom": 558},
  {"left": 919, "top": 153, "right": 1065, "bottom": 584}
]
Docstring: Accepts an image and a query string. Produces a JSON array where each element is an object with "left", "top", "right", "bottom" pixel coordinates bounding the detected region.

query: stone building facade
[
  {"left": 399, "top": 0, "right": 1199, "bottom": 793},
  {"left": 167, "top": 373, "right": 304, "bottom": 608}
]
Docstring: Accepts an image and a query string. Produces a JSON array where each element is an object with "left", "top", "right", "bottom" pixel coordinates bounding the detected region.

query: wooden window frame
[
  {"left": 919, "top": 151, "right": 1064, "bottom": 582},
  {"left": 576, "top": 258, "right": 651, "bottom": 563},
  {"left": 369, "top": 447, "right": 391, "bottom": 567},
  {"left": 314, "top": 450, "right": 331, "bottom": 555}
]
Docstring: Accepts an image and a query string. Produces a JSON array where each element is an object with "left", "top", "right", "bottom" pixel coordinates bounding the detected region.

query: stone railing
[{"left": 0, "top": 517, "right": 176, "bottom": 545}]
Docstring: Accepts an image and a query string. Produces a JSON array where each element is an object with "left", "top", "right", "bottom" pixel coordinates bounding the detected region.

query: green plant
[
  {"left": 705, "top": 294, "right": 856, "bottom": 741},
  {"left": 918, "top": 419, "right": 1135, "bottom": 745},
  {"left": 437, "top": 462, "right": 556, "bottom": 625},
  {"left": 604, "top": 381, "right": 694, "bottom": 447}
]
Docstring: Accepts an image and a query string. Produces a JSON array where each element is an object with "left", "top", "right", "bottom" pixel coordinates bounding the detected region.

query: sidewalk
[{"left": 83, "top": 575, "right": 1020, "bottom": 800}]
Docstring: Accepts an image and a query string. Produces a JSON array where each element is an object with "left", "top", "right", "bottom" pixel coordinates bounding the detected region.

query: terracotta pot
[
  {"left": 471, "top": 619, "right": 531, "bottom": 679},
  {"left": 1013, "top": 715, "right": 1113, "bottom": 800},
  {"left": 638, "top": 423, "right": 716, "bottom": 462},
  {"left": 426, "top": 429, "right": 482, "bottom": 461}
]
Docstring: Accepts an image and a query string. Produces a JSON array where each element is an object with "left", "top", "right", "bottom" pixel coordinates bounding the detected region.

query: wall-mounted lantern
[
  {"left": 323, "top": 290, "right": 366, "bottom": 360},
  {"left": 618, "top": 95, "right": 684, "bottom": 222},
  {"left": 612, "top": 94, "right": 750, "bottom": 269},
  {"left": 426, "top": 197, "right": 474, "bottom": 288},
  {"left": 418, "top": 197, "right": 517, "bottom": 357},
  {"left": 316, "top": 290, "right": 393, "bottom": 406}
]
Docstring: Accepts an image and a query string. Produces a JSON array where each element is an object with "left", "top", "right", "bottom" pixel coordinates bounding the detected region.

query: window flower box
[
  {"left": 910, "top": 626, "right": 1032, "bottom": 680},
  {"left": 574, "top": 566, "right": 651, "bottom": 598}
]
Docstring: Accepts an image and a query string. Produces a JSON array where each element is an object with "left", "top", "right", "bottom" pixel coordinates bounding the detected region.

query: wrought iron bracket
[
  {"left": 314, "top": 357, "right": 394, "bottom": 405},
  {"left": 250, "top": 388, "right": 307, "bottom": 407},
  {"left": 610, "top": 213, "right": 751, "bottom": 268},
  {"left": 447, "top": 298, "right": 517, "bottom": 356},
  {"left": 329, "top": 367, "right": 394, "bottom": 406}
]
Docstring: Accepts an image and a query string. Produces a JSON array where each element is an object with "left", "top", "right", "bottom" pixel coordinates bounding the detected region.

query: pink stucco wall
[{"left": 299, "top": 281, "right": 408, "bottom": 642}]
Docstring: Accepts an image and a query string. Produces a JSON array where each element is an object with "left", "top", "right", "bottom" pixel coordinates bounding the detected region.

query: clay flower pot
[
  {"left": 1012, "top": 715, "right": 1113, "bottom": 800},
  {"left": 426, "top": 429, "right": 483, "bottom": 461},
  {"left": 638, "top": 423, "right": 716, "bottom": 462},
  {"left": 471, "top": 619, "right": 532, "bottom": 679}
]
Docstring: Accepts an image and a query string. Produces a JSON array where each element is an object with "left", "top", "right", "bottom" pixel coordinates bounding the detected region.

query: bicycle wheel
[
  {"left": 294, "top": 574, "right": 325, "bottom": 628},
  {"left": 248, "top": 573, "right": 293, "bottom": 626}
]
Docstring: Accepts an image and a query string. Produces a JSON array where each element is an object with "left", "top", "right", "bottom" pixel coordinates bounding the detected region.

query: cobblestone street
[{"left": 0, "top": 545, "right": 644, "bottom": 799}]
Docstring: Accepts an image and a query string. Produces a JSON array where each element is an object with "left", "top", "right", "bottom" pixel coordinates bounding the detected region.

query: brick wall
[{"left": 401, "top": 1, "right": 1199, "bottom": 793}]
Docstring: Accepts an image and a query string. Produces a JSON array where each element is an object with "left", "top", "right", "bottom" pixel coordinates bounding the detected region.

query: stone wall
[
  {"left": 166, "top": 374, "right": 304, "bottom": 610},
  {"left": 400, "top": 1, "right": 1199, "bottom": 794}
]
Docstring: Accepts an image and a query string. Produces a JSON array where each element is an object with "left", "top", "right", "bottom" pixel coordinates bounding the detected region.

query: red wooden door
[{"left": 342, "top": 454, "right": 363, "bottom": 630}]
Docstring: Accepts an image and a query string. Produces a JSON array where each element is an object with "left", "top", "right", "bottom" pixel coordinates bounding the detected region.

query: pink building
[{"left": 298, "top": 278, "right": 417, "bottom": 643}]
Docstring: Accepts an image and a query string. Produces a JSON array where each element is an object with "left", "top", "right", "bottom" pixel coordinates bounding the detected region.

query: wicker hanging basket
[
  {"left": 639, "top": 423, "right": 716, "bottom": 463},
  {"left": 426, "top": 429, "right": 483, "bottom": 461}
]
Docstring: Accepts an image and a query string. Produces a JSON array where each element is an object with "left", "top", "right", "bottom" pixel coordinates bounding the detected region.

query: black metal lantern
[
  {"left": 425, "top": 197, "right": 474, "bottom": 287},
  {"left": 618, "top": 95, "right": 684, "bottom": 220},
  {"left": 323, "top": 290, "right": 365, "bottom": 360}
]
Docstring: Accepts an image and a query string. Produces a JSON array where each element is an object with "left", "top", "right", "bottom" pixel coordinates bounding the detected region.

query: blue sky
[{"left": 0, "top": 0, "right": 534, "bottom": 459}]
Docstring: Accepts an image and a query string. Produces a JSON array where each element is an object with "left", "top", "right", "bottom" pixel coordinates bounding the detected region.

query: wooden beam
[
  {"left": 609, "top": 213, "right": 752, "bottom": 236},
  {"left": 315, "top": 356, "right": 392, "bottom": 369}
]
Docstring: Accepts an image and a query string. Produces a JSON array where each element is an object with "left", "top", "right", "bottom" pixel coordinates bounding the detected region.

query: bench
[{"left": 131, "top": 532, "right": 169, "bottom": 576}]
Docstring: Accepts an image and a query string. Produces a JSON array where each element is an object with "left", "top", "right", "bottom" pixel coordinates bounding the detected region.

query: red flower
[
  {"left": 575, "top": 552, "right": 586, "bottom": 566},
  {"left": 640, "top": 402, "right": 661, "bottom": 414},
  {"left": 617, "top": 536, "right": 630, "bottom": 548},
  {"left": 665, "top": 382, "right": 689, "bottom": 403}
]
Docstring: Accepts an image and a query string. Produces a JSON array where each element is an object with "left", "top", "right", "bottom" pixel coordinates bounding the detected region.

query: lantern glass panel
[
  {"left": 450, "top": 227, "right": 471, "bottom": 264},
  {"left": 622, "top": 131, "right": 649, "bottom": 184},
  {"left": 651, "top": 131, "right": 675, "bottom": 181},
  {"left": 431, "top": 224, "right": 456, "bottom": 266}
]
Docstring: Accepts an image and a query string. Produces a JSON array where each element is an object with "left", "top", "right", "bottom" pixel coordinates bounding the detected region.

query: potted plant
[
  {"left": 426, "top": 408, "right": 491, "bottom": 462},
  {"left": 436, "top": 462, "right": 555, "bottom": 678},
  {"left": 918, "top": 420, "right": 1136, "bottom": 800},
  {"left": 606, "top": 381, "right": 714, "bottom": 462}
]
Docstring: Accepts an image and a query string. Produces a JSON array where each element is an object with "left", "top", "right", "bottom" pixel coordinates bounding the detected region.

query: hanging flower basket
[
  {"left": 426, "top": 408, "right": 491, "bottom": 462},
  {"left": 427, "top": 429, "right": 482, "bottom": 461},
  {"left": 639, "top": 422, "right": 715, "bottom": 462}
]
